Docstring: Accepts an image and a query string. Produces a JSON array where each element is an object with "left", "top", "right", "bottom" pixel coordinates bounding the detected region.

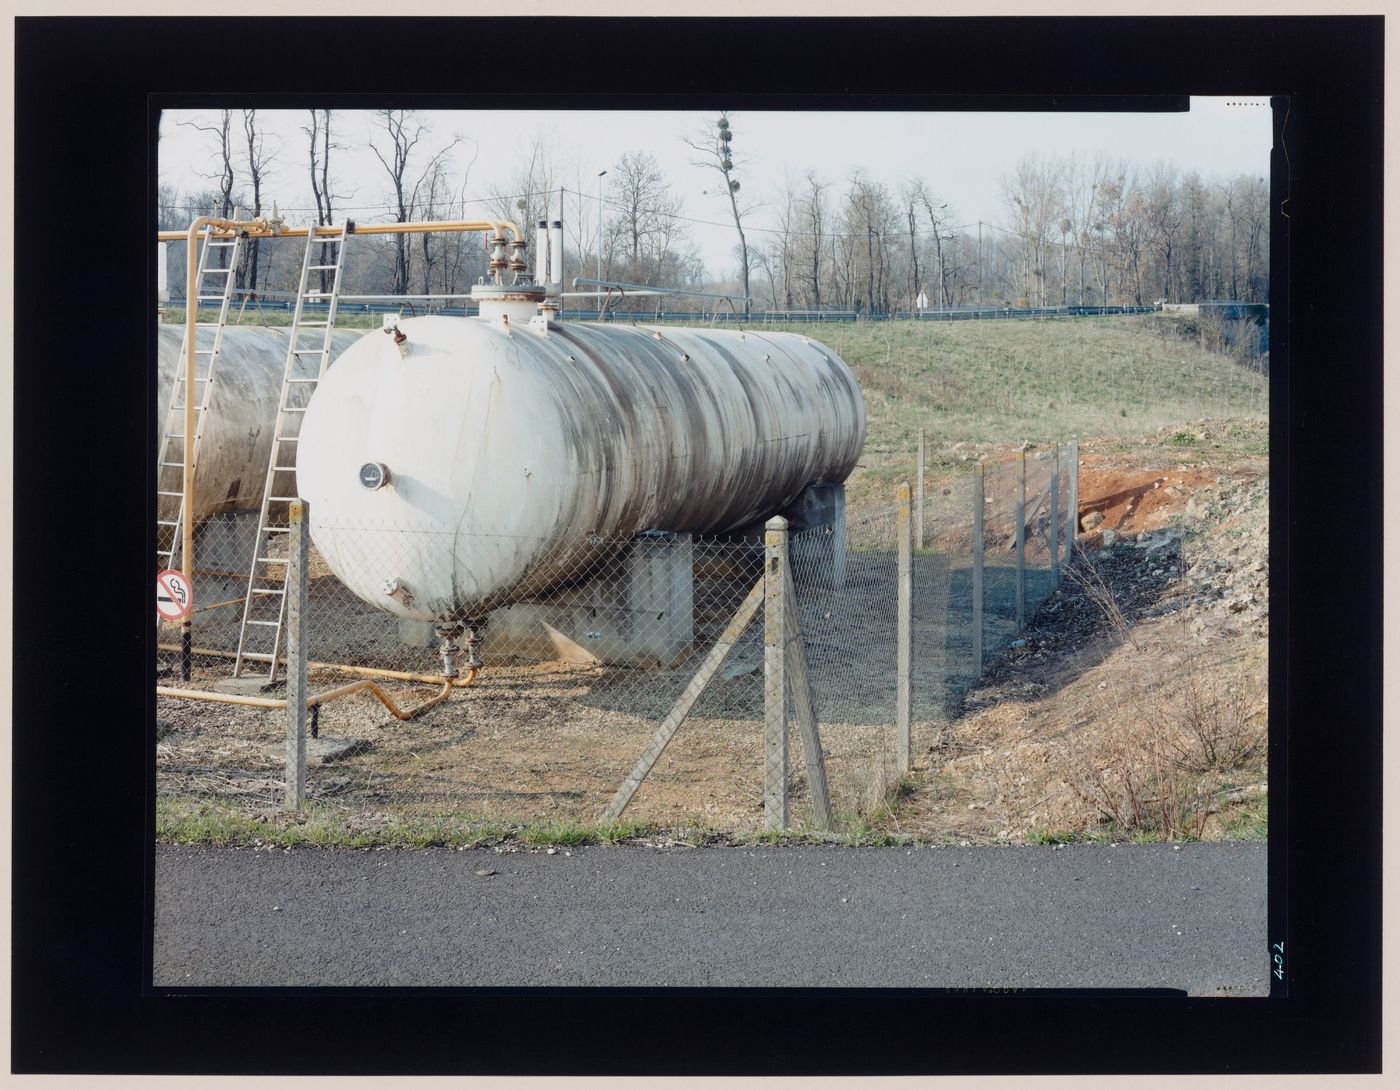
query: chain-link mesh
[{"left": 156, "top": 443, "right": 1079, "bottom": 832}]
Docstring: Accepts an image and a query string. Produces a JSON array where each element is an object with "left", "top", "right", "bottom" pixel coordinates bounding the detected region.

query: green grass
[
  {"left": 157, "top": 797, "right": 926, "bottom": 849},
  {"left": 161, "top": 311, "right": 1267, "bottom": 448},
  {"left": 1218, "top": 797, "right": 1269, "bottom": 841},
  {"left": 163, "top": 308, "right": 386, "bottom": 330},
  {"left": 746, "top": 315, "right": 1266, "bottom": 454},
  {"left": 1025, "top": 828, "right": 1077, "bottom": 845}
]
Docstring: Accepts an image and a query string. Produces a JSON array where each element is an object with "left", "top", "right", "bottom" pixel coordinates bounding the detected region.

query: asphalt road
[{"left": 153, "top": 841, "right": 1268, "bottom": 994}]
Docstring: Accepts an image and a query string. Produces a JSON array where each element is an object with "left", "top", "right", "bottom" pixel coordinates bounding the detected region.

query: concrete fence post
[
  {"left": 1016, "top": 450, "right": 1027, "bottom": 630},
  {"left": 763, "top": 516, "right": 789, "bottom": 830},
  {"left": 1049, "top": 443, "right": 1060, "bottom": 590},
  {"left": 896, "top": 482, "right": 913, "bottom": 775},
  {"left": 916, "top": 428, "right": 926, "bottom": 550},
  {"left": 284, "top": 499, "right": 309, "bottom": 810},
  {"left": 972, "top": 461, "right": 985, "bottom": 679},
  {"left": 783, "top": 579, "right": 833, "bottom": 831}
]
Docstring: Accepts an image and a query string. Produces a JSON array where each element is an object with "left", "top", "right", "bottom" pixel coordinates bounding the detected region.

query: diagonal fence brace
[{"left": 602, "top": 575, "right": 766, "bottom": 823}]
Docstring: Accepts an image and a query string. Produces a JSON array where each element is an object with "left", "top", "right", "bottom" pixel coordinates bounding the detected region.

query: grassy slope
[{"left": 744, "top": 316, "right": 1267, "bottom": 512}]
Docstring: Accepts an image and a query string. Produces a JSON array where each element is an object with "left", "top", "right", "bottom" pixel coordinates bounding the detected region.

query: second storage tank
[{"left": 156, "top": 324, "right": 365, "bottom": 518}]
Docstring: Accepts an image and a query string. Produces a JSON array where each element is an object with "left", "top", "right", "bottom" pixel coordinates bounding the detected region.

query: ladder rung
[
  {"left": 159, "top": 461, "right": 184, "bottom": 468},
  {"left": 157, "top": 490, "right": 183, "bottom": 497},
  {"left": 239, "top": 652, "right": 275, "bottom": 662},
  {"left": 276, "top": 436, "right": 300, "bottom": 443},
  {"left": 286, "top": 378, "right": 319, "bottom": 384},
  {"left": 296, "top": 321, "right": 330, "bottom": 328},
  {"left": 307, "top": 264, "right": 339, "bottom": 271},
  {"left": 207, "top": 240, "right": 237, "bottom": 248},
  {"left": 246, "top": 620, "right": 281, "bottom": 627},
  {"left": 268, "top": 496, "right": 299, "bottom": 502},
  {"left": 251, "top": 588, "right": 285, "bottom": 596},
  {"left": 281, "top": 408, "right": 309, "bottom": 414},
  {"left": 257, "top": 557, "right": 288, "bottom": 564},
  {"left": 157, "top": 519, "right": 179, "bottom": 527},
  {"left": 263, "top": 526, "right": 290, "bottom": 533}
]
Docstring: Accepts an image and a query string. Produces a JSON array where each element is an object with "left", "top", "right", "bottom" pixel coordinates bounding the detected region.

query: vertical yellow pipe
[{"left": 181, "top": 217, "right": 213, "bottom": 677}]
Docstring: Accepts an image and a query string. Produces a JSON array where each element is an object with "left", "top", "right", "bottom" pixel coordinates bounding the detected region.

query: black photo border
[{"left": 11, "top": 14, "right": 1383, "bottom": 1076}]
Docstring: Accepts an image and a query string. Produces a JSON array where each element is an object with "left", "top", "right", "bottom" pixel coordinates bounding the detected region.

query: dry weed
[
  {"left": 1060, "top": 655, "right": 1264, "bottom": 839},
  {"left": 1063, "top": 551, "right": 1142, "bottom": 651}
]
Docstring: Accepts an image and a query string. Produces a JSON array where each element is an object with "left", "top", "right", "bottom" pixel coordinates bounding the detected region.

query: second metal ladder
[
  {"left": 233, "top": 223, "right": 351, "bottom": 679},
  {"left": 156, "top": 226, "right": 243, "bottom": 571}
]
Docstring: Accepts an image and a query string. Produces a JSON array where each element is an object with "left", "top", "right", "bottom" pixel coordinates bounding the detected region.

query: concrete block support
[
  {"left": 480, "top": 532, "right": 696, "bottom": 668},
  {"left": 781, "top": 481, "right": 848, "bottom": 589}
]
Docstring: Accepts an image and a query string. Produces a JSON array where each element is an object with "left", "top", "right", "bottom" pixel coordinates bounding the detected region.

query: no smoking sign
[{"left": 156, "top": 569, "right": 194, "bottom": 621}]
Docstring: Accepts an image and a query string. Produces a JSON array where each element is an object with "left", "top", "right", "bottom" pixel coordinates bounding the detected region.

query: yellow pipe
[
  {"left": 191, "top": 596, "right": 246, "bottom": 615},
  {"left": 156, "top": 672, "right": 469, "bottom": 721},
  {"left": 157, "top": 642, "right": 482, "bottom": 688},
  {"left": 158, "top": 219, "right": 524, "bottom": 243}
]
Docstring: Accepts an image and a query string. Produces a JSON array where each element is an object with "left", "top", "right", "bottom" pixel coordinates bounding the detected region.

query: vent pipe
[
  {"left": 549, "top": 220, "right": 564, "bottom": 291},
  {"left": 535, "top": 219, "right": 548, "bottom": 285}
]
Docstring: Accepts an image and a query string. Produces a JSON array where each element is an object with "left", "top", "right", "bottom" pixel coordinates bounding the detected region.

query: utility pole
[
  {"left": 977, "top": 220, "right": 983, "bottom": 307},
  {"left": 597, "top": 169, "right": 608, "bottom": 287}
]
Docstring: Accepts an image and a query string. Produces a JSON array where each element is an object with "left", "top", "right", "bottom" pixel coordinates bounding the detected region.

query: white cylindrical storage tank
[
  {"left": 156, "top": 325, "right": 365, "bottom": 518},
  {"left": 297, "top": 317, "right": 866, "bottom": 622}
]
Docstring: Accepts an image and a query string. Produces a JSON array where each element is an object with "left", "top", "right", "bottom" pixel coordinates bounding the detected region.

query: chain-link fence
[{"left": 156, "top": 443, "right": 1078, "bottom": 835}]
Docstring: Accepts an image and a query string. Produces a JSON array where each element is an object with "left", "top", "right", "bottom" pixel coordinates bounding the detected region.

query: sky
[{"left": 157, "top": 99, "right": 1273, "bottom": 279}]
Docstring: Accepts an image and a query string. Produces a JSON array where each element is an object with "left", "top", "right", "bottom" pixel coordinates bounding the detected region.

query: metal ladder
[
  {"left": 233, "top": 222, "right": 351, "bottom": 679},
  {"left": 156, "top": 226, "right": 243, "bottom": 571}
]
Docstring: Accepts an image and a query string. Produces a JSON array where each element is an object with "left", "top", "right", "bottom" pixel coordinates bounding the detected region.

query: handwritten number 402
[{"left": 1272, "top": 942, "right": 1284, "bottom": 980}]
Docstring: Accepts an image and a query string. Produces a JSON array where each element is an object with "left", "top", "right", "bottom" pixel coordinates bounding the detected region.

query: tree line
[{"left": 160, "top": 110, "right": 1269, "bottom": 314}]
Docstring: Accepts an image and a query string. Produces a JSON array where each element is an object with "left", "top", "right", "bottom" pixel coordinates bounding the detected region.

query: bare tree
[
  {"left": 369, "top": 110, "right": 460, "bottom": 295},
  {"left": 305, "top": 109, "right": 343, "bottom": 293},
  {"left": 603, "top": 151, "right": 700, "bottom": 305},
  {"left": 369, "top": 110, "right": 422, "bottom": 294},
  {"left": 1143, "top": 162, "right": 1183, "bottom": 302},
  {"left": 902, "top": 181, "right": 923, "bottom": 309},
  {"left": 795, "top": 172, "right": 827, "bottom": 308},
  {"left": 909, "top": 179, "right": 951, "bottom": 308},
  {"left": 180, "top": 110, "right": 237, "bottom": 221},
  {"left": 685, "top": 111, "right": 752, "bottom": 313},
  {"left": 768, "top": 169, "right": 799, "bottom": 308},
  {"left": 235, "top": 109, "right": 277, "bottom": 292},
  {"left": 1000, "top": 153, "right": 1063, "bottom": 306}
]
